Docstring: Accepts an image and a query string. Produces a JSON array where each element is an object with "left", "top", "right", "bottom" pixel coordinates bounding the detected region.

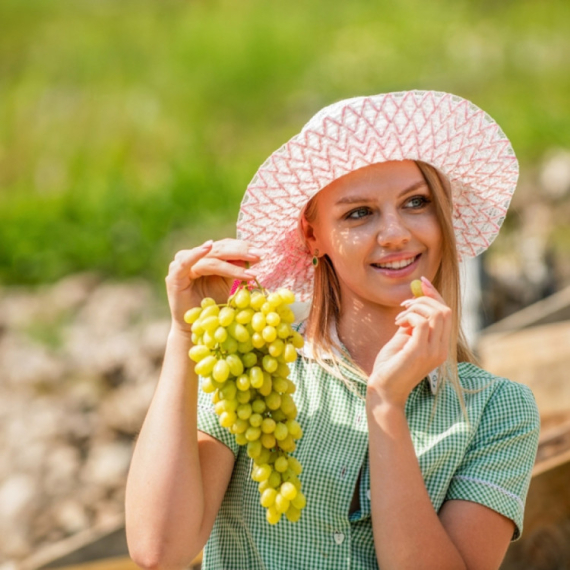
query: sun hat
[{"left": 237, "top": 90, "right": 519, "bottom": 302}]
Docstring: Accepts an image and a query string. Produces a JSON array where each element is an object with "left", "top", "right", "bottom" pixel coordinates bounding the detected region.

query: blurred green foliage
[{"left": 1, "top": 0, "right": 569, "bottom": 286}]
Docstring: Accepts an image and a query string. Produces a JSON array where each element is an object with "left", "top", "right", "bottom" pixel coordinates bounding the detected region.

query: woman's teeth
[{"left": 373, "top": 256, "right": 417, "bottom": 270}]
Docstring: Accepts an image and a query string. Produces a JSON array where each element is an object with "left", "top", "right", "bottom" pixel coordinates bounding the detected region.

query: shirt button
[
  {"left": 366, "top": 489, "right": 371, "bottom": 500},
  {"left": 333, "top": 532, "right": 345, "bottom": 545}
]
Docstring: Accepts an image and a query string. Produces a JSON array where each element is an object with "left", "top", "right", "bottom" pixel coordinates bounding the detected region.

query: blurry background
[{"left": 1, "top": 0, "right": 569, "bottom": 567}]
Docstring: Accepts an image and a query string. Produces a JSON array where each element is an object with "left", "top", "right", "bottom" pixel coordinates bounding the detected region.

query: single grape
[
  {"left": 184, "top": 307, "right": 203, "bottom": 324},
  {"left": 218, "top": 306, "right": 236, "bottom": 327},
  {"left": 260, "top": 488, "right": 278, "bottom": 508},
  {"left": 285, "top": 505, "right": 301, "bottom": 523},
  {"left": 280, "top": 482, "right": 298, "bottom": 501},
  {"left": 411, "top": 279, "right": 424, "bottom": 298}
]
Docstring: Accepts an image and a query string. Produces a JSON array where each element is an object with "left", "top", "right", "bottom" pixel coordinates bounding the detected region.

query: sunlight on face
[{"left": 304, "top": 160, "right": 443, "bottom": 310}]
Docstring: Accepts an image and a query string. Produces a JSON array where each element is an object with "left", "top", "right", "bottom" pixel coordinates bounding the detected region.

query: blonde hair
[{"left": 302, "top": 160, "right": 478, "bottom": 417}]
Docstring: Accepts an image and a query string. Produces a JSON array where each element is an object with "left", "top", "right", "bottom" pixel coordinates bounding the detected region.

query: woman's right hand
[{"left": 165, "top": 238, "right": 263, "bottom": 336}]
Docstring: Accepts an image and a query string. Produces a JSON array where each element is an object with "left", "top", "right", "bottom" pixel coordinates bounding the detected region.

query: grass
[{"left": 1, "top": 0, "right": 569, "bottom": 287}]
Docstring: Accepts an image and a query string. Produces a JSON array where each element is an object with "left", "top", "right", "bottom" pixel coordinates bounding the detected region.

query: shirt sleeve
[
  {"left": 445, "top": 380, "right": 540, "bottom": 541},
  {"left": 196, "top": 376, "right": 240, "bottom": 458}
]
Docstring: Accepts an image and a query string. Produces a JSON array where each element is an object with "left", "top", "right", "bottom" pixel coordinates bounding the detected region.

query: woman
[{"left": 126, "top": 91, "right": 540, "bottom": 569}]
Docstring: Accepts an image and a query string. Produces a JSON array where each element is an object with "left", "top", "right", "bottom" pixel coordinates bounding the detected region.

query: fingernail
[
  {"left": 400, "top": 299, "right": 413, "bottom": 307},
  {"left": 249, "top": 247, "right": 264, "bottom": 257},
  {"left": 244, "top": 270, "right": 257, "bottom": 278},
  {"left": 202, "top": 239, "right": 214, "bottom": 248},
  {"left": 420, "top": 276, "right": 433, "bottom": 288}
]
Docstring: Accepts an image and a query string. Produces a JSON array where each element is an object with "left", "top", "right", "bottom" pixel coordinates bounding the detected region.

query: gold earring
[{"left": 312, "top": 249, "right": 319, "bottom": 267}]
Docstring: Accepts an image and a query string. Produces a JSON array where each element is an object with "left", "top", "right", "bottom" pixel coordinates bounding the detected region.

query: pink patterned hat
[{"left": 237, "top": 90, "right": 518, "bottom": 302}]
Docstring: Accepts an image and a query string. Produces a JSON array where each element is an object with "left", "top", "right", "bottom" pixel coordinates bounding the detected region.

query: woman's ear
[{"left": 300, "top": 214, "right": 319, "bottom": 253}]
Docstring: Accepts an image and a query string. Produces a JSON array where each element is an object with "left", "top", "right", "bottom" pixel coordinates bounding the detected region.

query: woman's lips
[{"left": 370, "top": 254, "right": 421, "bottom": 277}]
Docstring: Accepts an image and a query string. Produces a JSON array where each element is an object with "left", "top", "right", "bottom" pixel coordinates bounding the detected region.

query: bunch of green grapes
[{"left": 185, "top": 284, "right": 307, "bottom": 525}]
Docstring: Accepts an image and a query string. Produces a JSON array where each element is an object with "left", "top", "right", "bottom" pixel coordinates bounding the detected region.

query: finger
[
  {"left": 168, "top": 241, "right": 213, "bottom": 278},
  {"left": 419, "top": 276, "right": 445, "bottom": 304},
  {"left": 191, "top": 256, "right": 256, "bottom": 281},
  {"left": 208, "top": 239, "right": 264, "bottom": 263}
]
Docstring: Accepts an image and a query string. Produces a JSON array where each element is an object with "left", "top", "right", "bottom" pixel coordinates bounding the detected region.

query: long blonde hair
[{"left": 302, "top": 160, "right": 477, "bottom": 414}]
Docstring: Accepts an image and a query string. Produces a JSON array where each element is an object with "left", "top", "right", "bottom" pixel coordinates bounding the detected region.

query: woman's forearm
[
  {"left": 367, "top": 398, "right": 467, "bottom": 570},
  {"left": 125, "top": 328, "right": 204, "bottom": 569}
]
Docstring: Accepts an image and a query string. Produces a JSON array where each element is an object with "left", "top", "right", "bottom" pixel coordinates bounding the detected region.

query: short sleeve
[
  {"left": 445, "top": 380, "right": 540, "bottom": 540},
  {"left": 197, "top": 376, "right": 240, "bottom": 458}
]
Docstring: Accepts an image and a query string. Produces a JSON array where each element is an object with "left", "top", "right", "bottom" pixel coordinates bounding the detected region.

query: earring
[{"left": 312, "top": 249, "right": 319, "bottom": 267}]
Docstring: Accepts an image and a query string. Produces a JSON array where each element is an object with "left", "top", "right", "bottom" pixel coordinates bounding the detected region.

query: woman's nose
[{"left": 376, "top": 213, "right": 411, "bottom": 247}]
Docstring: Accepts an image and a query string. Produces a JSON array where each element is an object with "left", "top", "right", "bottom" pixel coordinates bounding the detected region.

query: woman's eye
[
  {"left": 406, "top": 195, "right": 429, "bottom": 209},
  {"left": 346, "top": 207, "right": 371, "bottom": 219}
]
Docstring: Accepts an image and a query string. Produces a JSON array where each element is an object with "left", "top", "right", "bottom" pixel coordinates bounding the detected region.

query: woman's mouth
[{"left": 370, "top": 254, "right": 421, "bottom": 276}]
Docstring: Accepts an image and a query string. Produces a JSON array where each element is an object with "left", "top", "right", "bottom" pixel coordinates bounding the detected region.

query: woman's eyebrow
[{"left": 334, "top": 180, "right": 428, "bottom": 205}]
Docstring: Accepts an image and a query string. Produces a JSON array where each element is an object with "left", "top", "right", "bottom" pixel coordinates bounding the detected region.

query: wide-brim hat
[{"left": 237, "top": 90, "right": 518, "bottom": 302}]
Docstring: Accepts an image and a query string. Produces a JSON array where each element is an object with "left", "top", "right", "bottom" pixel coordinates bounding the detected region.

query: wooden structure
[{"left": 478, "top": 286, "right": 570, "bottom": 569}]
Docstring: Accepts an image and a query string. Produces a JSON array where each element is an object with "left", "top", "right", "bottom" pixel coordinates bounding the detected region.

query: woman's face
[{"left": 304, "top": 160, "right": 443, "bottom": 310}]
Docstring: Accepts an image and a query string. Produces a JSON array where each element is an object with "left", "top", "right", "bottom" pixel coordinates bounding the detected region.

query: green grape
[
  {"left": 249, "top": 367, "right": 264, "bottom": 388},
  {"left": 250, "top": 291, "right": 266, "bottom": 310},
  {"left": 219, "top": 411, "right": 237, "bottom": 428},
  {"left": 184, "top": 307, "right": 203, "bottom": 324},
  {"left": 218, "top": 306, "right": 236, "bottom": 326},
  {"left": 265, "top": 392, "right": 282, "bottom": 411},
  {"left": 262, "top": 355, "right": 278, "bottom": 373},
  {"left": 267, "top": 292, "right": 282, "bottom": 308},
  {"left": 214, "top": 327, "right": 228, "bottom": 343},
  {"left": 201, "top": 377, "right": 216, "bottom": 393},
  {"left": 202, "top": 330, "right": 216, "bottom": 349},
  {"left": 212, "top": 360, "right": 230, "bottom": 383},
  {"left": 253, "top": 463, "right": 272, "bottom": 482},
  {"left": 245, "top": 426, "right": 262, "bottom": 442},
  {"left": 266, "top": 506, "right": 281, "bottom": 525},
  {"left": 195, "top": 355, "right": 217, "bottom": 376},
  {"left": 285, "top": 379, "right": 297, "bottom": 394},
  {"left": 237, "top": 340, "right": 254, "bottom": 353},
  {"left": 219, "top": 380, "right": 237, "bottom": 400},
  {"left": 274, "top": 493, "right": 290, "bottom": 514},
  {"left": 200, "top": 297, "right": 216, "bottom": 308},
  {"left": 251, "top": 312, "right": 266, "bottom": 332},
  {"left": 286, "top": 420, "right": 302, "bottom": 439},
  {"left": 258, "top": 374, "right": 273, "bottom": 397},
  {"left": 274, "top": 422, "right": 288, "bottom": 441},
  {"left": 283, "top": 344, "right": 298, "bottom": 363},
  {"left": 291, "top": 491, "right": 306, "bottom": 510},
  {"left": 260, "top": 433, "right": 276, "bottom": 449},
  {"left": 288, "top": 456, "right": 303, "bottom": 475},
  {"left": 266, "top": 312, "right": 281, "bottom": 327},
  {"left": 411, "top": 279, "right": 424, "bottom": 298},
  {"left": 277, "top": 363, "right": 291, "bottom": 378},
  {"left": 290, "top": 331, "right": 304, "bottom": 349},
  {"left": 267, "top": 470, "right": 282, "bottom": 488},
  {"left": 235, "top": 433, "right": 247, "bottom": 445},
  {"left": 251, "top": 399, "right": 266, "bottom": 414},
  {"left": 276, "top": 323, "right": 292, "bottom": 339},
  {"left": 272, "top": 376, "right": 289, "bottom": 393},
  {"left": 280, "top": 393, "right": 296, "bottom": 416},
  {"left": 258, "top": 479, "right": 272, "bottom": 494},
  {"left": 241, "top": 352, "right": 257, "bottom": 368},
  {"left": 256, "top": 447, "right": 272, "bottom": 466},
  {"left": 274, "top": 456, "right": 288, "bottom": 473},
  {"left": 188, "top": 345, "right": 210, "bottom": 362},
  {"left": 249, "top": 413, "right": 263, "bottom": 428},
  {"left": 234, "top": 288, "right": 251, "bottom": 309},
  {"left": 236, "top": 389, "right": 252, "bottom": 404},
  {"left": 271, "top": 409, "right": 287, "bottom": 422},
  {"left": 268, "top": 339, "right": 284, "bottom": 357},
  {"left": 262, "top": 326, "right": 277, "bottom": 343},
  {"left": 226, "top": 354, "right": 244, "bottom": 376},
  {"left": 231, "top": 418, "right": 248, "bottom": 434},
  {"left": 201, "top": 304, "right": 220, "bottom": 318},
  {"left": 201, "top": 315, "right": 220, "bottom": 333},
  {"left": 236, "top": 374, "right": 250, "bottom": 391},
  {"left": 247, "top": 440, "right": 262, "bottom": 459},
  {"left": 280, "top": 482, "right": 298, "bottom": 501},
  {"left": 279, "top": 435, "right": 296, "bottom": 452},
  {"left": 236, "top": 309, "right": 254, "bottom": 324},
  {"left": 251, "top": 332, "right": 265, "bottom": 349},
  {"left": 261, "top": 418, "right": 276, "bottom": 434},
  {"left": 285, "top": 505, "right": 301, "bottom": 523},
  {"left": 228, "top": 322, "right": 250, "bottom": 343},
  {"left": 278, "top": 289, "right": 296, "bottom": 304},
  {"left": 277, "top": 307, "right": 295, "bottom": 324},
  {"left": 237, "top": 403, "right": 252, "bottom": 420},
  {"left": 260, "top": 488, "right": 278, "bottom": 508},
  {"left": 221, "top": 336, "right": 238, "bottom": 354}
]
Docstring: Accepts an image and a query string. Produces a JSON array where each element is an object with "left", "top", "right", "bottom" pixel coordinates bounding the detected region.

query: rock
[{"left": 81, "top": 440, "right": 133, "bottom": 488}]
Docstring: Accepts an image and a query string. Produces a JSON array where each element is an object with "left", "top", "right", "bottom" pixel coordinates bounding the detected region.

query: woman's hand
[
  {"left": 367, "top": 277, "right": 452, "bottom": 410},
  {"left": 165, "top": 238, "right": 263, "bottom": 336}
]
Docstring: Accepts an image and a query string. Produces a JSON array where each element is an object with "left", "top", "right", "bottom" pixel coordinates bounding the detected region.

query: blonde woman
[{"left": 126, "top": 91, "right": 540, "bottom": 570}]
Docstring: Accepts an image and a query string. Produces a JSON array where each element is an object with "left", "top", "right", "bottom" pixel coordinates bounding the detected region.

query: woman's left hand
[{"left": 367, "top": 278, "right": 452, "bottom": 410}]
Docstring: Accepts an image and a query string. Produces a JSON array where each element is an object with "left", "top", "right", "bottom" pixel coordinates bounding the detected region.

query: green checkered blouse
[{"left": 197, "top": 348, "right": 540, "bottom": 570}]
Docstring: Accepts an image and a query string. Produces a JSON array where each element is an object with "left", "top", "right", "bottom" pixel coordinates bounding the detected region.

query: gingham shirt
[{"left": 197, "top": 347, "right": 540, "bottom": 570}]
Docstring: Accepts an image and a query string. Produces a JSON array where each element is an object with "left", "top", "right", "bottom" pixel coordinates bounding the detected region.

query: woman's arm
[
  {"left": 125, "top": 239, "right": 262, "bottom": 570},
  {"left": 367, "top": 400, "right": 514, "bottom": 570},
  {"left": 366, "top": 279, "right": 514, "bottom": 569},
  {"left": 125, "top": 328, "right": 235, "bottom": 570}
]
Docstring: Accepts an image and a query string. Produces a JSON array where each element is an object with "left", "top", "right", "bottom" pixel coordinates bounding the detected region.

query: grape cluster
[{"left": 185, "top": 284, "right": 307, "bottom": 525}]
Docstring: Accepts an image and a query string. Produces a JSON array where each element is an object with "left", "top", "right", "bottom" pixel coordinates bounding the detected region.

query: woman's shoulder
[{"left": 455, "top": 362, "right": 540, "bottom": 425}]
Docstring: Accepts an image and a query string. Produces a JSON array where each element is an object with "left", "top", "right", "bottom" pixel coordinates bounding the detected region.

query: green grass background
[{"left": 1, "top": 0, "right": 569, "bottom": 287}]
